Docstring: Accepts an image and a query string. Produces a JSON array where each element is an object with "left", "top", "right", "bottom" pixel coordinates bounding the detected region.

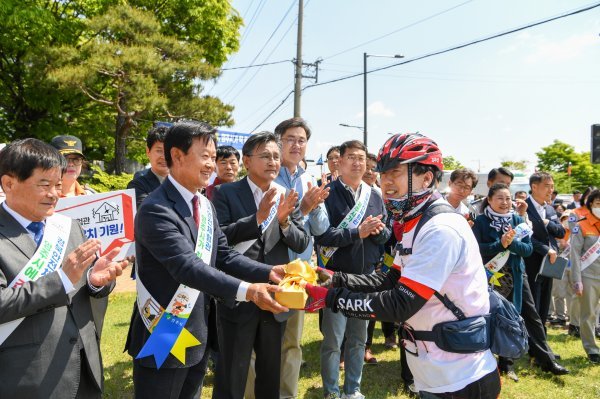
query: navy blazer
[
  {"left": 127, "top": 168, "right": 162, "bottom": 210},
  {"left": 212, "top": 177, "right": 309, "bottom": 323},
  {"left": 524, "top": 196, "right": 565, "bottom": 273},
  {"left": 315, "top": 179, "right": 390, "bottom": 275},
  {"left": 126, "top": 178, "right": 272, "bottom": 369}
]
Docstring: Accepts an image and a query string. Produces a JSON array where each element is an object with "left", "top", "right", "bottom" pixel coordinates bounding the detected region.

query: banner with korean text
[{"left": 55, "top": 189, "right": 136, "bottom": 260}]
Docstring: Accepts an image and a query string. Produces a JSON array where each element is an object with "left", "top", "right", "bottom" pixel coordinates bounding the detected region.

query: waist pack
[{"left": 403, "top": 286, "right": 528, "bottom": 358}]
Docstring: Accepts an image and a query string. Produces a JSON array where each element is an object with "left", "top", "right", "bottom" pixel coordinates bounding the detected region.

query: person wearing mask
[
  {"left": 307, "top": 133, "right": 500, "bottom": 398},
  {"left": 127, "top": 126, "right": 169, "bottom": 209},
  {"left": 205, "top": 145, "right": 240, "bottom": 201},
  {"left": 567, "top": 186, "right": 597, "bottom": 337},
  {"left": 569, "top": 189, "right": 600, "bottom": 364},
  {"left": 472, "top": 183, "right": 533, "bottom": 381},
  {"left": 315, "top": 140, "right": 390, "bottom": 399},
  {"left": 273, "top": 117, "right": 330, "bottom": 399}
]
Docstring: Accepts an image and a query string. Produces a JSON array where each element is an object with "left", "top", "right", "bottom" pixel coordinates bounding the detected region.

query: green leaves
[
  {"left": 1, "top": 0, "right": 240, "bottom": 174},
  {"left": 536, "top": 140, "right": 600, "bottom": 192}
]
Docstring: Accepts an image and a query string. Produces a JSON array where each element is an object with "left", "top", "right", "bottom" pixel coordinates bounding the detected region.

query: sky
[{"left": 206, "top": 0, "right": 600, "bottom": 175}]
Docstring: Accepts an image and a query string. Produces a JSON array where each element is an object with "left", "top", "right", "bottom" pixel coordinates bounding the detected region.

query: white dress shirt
[
  {"left": 2, "top": 202, "right": 75, "bottom": 294},
  {"left": 167, "top": 175, "right": 250, "bottom": 301},
  {"left": 530, "top": 196, "right": 547, "bottom": 220}
]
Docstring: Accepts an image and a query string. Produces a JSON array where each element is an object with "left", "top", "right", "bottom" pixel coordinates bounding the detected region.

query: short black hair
[
  {"left": 242, "top": 131, "right": 279, "bottom": 157},
  {"left": 450, "top": 168, "right": 478, "bottom": 187},
  {"left": 339, "top": 140, "right": 367, "bottom": 157},
  {"left": 0, "top": 138, "right": 66, "bottom": 188},
  {"left": 582, "top": 186, "right": 596, "bottom": 207},
  {"left": 326, "top": 146, "right": 340, "bottom": 159},
  {"left": 216, "top": 145, "right": 240, "bottom": 162},
  {"left": 147, "top": 125, "right": 169, "bottom": 150},
  {"left": 164, "top": 121, "right": 217, "bottom": 168},
  {"left": 274, "top": 117, "right": 311, "bottom": 141},
  {"left": 413, "top": 164, "right": 443, "bottom": 184},
  {"left": 529, "top": 171, "right": 553, "bottom": 187},
  {"left": 488, "top": 167, "right": 514, "bottom": 182},
  {"left": 573, "top": 190, "right": 581, "bottom": 195},
  {"left": 514, "top": 190, "right": 528, "bottom": 198},
  {"left": 366, "top": 153, "right": 377, "bottom": 163},
  {"left": 585, "top": 189, "right": 600, "bottom": 211}
]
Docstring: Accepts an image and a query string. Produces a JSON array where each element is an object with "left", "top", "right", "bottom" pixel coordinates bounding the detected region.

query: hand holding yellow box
[{"left": 274, "top": 259, "right": 317, "bottom": 309}]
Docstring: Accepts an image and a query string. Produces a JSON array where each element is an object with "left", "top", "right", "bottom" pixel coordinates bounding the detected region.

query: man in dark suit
[
  {"left": 126, "top": 122, "right": 288, "bottom": 399},
  {"left": 0, "top": 139, "right": 130, "bottom": 398},
  {"left": 128, "top": 125, "right": 170, "bottom": 210},
  {"left": 567, "top": 190, "right": 582, "bottom": 210},
  {"left": 212, "top": 131, "right": 309, "bottom": 399},
  {"left": 525, "top": 171, "right": 565, "bottom": 328}
]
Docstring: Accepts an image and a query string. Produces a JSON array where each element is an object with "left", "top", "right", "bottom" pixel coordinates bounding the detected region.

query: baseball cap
[{"left": 51, "top": 135, "right": 86, "bottom": 158}]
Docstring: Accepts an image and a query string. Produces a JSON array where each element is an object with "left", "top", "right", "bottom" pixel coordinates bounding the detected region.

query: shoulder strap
[{"left": 411, "top": 202, "right": 456, "bottom": 247}]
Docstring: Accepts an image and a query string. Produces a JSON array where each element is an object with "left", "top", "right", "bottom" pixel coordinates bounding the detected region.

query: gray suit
[{"left": 0, "top": 206, "right": 113, "bottom": 398}]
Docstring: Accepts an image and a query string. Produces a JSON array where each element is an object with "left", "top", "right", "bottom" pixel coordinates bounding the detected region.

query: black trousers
[
  {"left": 520, "top": 274, "right": 555, "bottom": 365},
  {"left": 525, "top": 262, "right": 554, "bottom": 326},
  {"left": 213, "top": 309, "right": 285, "bottom": 399},
  {"left": 382, "top": 321, "right": 397, "bottom": 338},
  {"left": 419, "top": 369, "right": 501, "bottom": 399},
  {"left": 133, "top": 352, "right": 209, "bottom": 399}
]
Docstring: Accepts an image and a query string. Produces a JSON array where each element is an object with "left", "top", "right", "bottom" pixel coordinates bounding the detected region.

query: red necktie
[{"left": 192, "top": 196, "right": 200, "bottom": 228}]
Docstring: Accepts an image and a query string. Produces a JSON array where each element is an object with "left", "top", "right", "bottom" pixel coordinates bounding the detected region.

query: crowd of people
[{"left": 0, "top": 121, "right": 598, "bottom": 399}]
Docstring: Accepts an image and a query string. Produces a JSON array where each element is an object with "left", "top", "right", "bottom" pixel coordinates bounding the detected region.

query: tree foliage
[
  {"left": 443, "top": 155, "right": 464, "bottom": 171},
  {"left": 501, "top": 160, "right": 528, "bottom": 171},
  {"left": 535, "top": 140, "right": 600, "bottom": 192},
  {"left": 0, "top": 0, "right": 241, "bottom": 172}
]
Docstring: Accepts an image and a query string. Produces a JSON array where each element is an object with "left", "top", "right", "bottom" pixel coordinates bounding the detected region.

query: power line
[
  {"left": 221, "top": 0, "right": 297, "bottom": 101},
  {"left": 221, "top": 60, "right": 291, "bottom": 71},
  {"left": 250, "top": 1, "right": 600, "bottom": 130},
  {"left": 250, "top": 90, "right": 295, "bottom": 132},
  {"left": 323, "top": 0, "right": 476, "bottom": 61}
]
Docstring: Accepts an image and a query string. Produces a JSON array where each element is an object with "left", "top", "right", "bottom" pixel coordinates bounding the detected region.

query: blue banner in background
[
  {"left": 215, "top": 130, "right": 251, "bottom": 150},
  {"left": 154, "top": 123, "right": 250, "bottom": 150}
]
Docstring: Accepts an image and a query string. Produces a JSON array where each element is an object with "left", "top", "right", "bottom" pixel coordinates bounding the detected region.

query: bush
[{"left": 81, "top": 164, "right": 133, "bottom": 192}]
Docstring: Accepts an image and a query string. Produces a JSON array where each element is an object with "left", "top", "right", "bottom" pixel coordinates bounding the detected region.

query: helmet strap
[{"left": 405, "top": 163, "right": 413, "bottom": 214}]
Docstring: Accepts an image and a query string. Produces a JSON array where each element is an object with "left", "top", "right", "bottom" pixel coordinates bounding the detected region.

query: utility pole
[{"left": 293, "top": 0, "right": 303, "bottom": 117}]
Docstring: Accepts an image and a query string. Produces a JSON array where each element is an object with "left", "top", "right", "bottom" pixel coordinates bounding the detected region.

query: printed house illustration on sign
[{"left": 92, "top": 202, "right": 120, "bottom": 223}]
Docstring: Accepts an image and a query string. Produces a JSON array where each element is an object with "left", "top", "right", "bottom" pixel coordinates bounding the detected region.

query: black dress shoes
[
  {"left": 540, "top": 361, "right": 569, "bottom": 375},
  {"left": 589, "top": 354, "right": 600, "bottom": 364}
]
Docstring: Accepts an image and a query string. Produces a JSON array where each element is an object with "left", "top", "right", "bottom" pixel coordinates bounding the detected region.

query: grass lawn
[{"left": 102, "top": 293, "right": 600, "bottom": 398}]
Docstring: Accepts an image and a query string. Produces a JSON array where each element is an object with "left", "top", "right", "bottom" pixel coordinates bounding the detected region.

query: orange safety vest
[{"left": 577, "top": 212, "right": 600, "bottom": 237}]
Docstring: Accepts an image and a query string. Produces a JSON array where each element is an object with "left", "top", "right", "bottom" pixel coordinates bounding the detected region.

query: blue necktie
[{"left": 27, "top": 222, "right": 44, "bottom": 247}]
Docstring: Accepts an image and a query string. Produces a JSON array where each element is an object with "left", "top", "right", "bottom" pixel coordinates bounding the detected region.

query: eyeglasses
[
  {"left": 344, "top": 154, "right": 366, "bottom": 163},
  {"left": 249, "top": 153, "right": 280, "bottom": 162},
  {"left": 65, "top": 156, "right": 83, "bottom": 166},
  {"left": 282, "top": 137, "right": 307, "bottom": 147},
  {"left": 452, "top": 182, "right": 472, "bottom": 192}
]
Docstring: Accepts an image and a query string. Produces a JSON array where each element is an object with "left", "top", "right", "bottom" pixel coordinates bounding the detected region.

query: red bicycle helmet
[{"left": 377, "top": 133, "right": 443, "bottom": 173}]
